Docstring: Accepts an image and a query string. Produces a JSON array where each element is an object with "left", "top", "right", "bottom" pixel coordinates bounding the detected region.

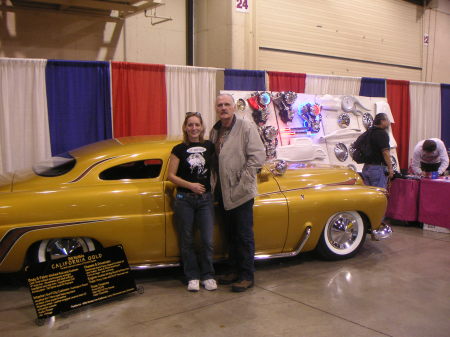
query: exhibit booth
[{"left": 222, "top": 90, "right": 399, "bottom": 172}]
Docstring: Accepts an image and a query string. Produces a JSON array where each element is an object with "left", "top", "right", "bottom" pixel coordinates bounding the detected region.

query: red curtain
[
  {"left": 268, "top": 71, "right": 306, "bottom": 93},
  {"left": 112, "top": 62, "right": 167, "bottom": 137},
  {"left": 387, "top": 79, "right": 410, "bottom": 170}
]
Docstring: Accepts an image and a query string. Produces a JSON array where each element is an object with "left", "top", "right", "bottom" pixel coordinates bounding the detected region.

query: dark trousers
[
  {"left": 219, "top": 198, "right": 255, "bottom": 281},
  {"left": 421, "top": 161, "right": 441, "bottom": 172},
  {"left": 174, "top": 192, "right": 215, "bottom": 281}
]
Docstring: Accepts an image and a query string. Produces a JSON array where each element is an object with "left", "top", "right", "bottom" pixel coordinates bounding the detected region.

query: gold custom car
[{"left": 0, "top": 136, "right": 392, "bottom": 273}]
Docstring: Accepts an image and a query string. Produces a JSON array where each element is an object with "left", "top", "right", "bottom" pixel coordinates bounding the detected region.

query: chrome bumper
[{"left": 371, "top": 223, "right": 393, "bottom": 241}]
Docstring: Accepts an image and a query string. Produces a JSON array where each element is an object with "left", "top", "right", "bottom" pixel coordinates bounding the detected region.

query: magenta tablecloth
[
  {"left": 418, "top": 179, "right": 450, "bottom": 229},
  {"left": 386, "top": 179, "right": 420, "bottom": 221}
]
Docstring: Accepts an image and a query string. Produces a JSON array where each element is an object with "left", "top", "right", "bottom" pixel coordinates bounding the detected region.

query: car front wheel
[
  {"left": 36, "top": 237, "right": 97, "bottom": 262},
  {"left": 316, "top": 211, "right": 367, "bottom": 260}
]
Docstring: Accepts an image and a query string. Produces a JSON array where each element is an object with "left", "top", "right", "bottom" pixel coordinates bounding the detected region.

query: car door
[
  {"left": 253, "top": 167, "right": 289, "bottom": 255},
  {"left": 164, "top": 166, "right": 290, "bottom": 258},
  {"left": 81, "top": 158, "right": 167, "bottom": 265}
]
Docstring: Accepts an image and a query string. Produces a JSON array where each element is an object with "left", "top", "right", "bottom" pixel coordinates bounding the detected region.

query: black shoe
[
  {"left": 217, "top": 273, "right": 239, "bottom": 285},
  {"left": 231, "top": 279, "right": 254, "bottom": 292}
]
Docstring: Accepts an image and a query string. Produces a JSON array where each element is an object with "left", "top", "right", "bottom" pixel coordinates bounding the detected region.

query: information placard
[{"left": 26, "top": 245, "right": 137, "bottom": 319}]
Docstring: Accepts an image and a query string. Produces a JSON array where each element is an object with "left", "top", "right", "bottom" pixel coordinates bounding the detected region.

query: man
[
  {"left": 361, "top": 113, "right": 394, "bottom": 188},
  {"left": 411, "top": 138, "right": 449, "bottom": 176},
  {"left": 210, "top": 94, "right": 266, "bottom": 292}
]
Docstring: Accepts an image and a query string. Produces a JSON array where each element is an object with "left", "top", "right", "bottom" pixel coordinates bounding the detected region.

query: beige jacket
[{"left": 210, "top": 117, "right": 266, "bottom": 210}]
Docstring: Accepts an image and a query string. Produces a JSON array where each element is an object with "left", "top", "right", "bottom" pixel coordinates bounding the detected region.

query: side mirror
[{"left": 269, "top": 160, "right": 287, "bottom": 176}]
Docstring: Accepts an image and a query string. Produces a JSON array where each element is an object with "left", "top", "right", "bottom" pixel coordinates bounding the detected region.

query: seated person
[{"left": 411, "top": 138, "right": 449, "bottom": 176}]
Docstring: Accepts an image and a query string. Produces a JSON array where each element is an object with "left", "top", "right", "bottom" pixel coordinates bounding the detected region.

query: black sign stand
[{"left": 25, "top": 245, "right": 142, "bottom": 325}]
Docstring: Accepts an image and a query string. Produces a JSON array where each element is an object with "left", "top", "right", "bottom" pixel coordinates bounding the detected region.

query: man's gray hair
[{"left": 216, "top": 93, "right": 235, "bottom": 104}]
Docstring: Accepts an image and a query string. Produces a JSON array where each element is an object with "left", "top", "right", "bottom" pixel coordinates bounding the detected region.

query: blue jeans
[
  {"left": 362, "top": 164, "right": 388, "bottom": 188},
  {"left": 219, "top": 198, "right": 255, "bottom": 281},
  {"left": 174, "top": 192, "right": 215, "bottom": 281}
]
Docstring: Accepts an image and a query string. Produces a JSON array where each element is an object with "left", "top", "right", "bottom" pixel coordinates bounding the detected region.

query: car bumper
[{"left": 371, "top": 223, "right": 393, "bottom": 240}]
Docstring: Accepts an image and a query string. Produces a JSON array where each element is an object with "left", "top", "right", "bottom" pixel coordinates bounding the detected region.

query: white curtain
[
  {"left": 165, "top": 65, "right": 217, "bottom": 137},
  {"left": 408, "top": 82, "right": 442, "bottom": 162},
  {"left": 0, "top": 58, "right": 51, "bottom": 175},
  {"left": 305, "top": 74, "right": 361, "bottom": 95}
]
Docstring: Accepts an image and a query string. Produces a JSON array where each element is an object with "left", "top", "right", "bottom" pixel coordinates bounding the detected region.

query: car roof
[{"left": 69, "top": 136, "right": 181, "bottom": 163}]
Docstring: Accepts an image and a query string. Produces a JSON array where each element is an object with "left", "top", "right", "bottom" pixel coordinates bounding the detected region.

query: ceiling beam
[
  {"left": 0, "top": 4, "right": 122, "bottom": 21},
  {"left": 24, "top": 0, "right": 135, "bottom": 12},
  {"left": 8, "top": 0, "right": 163, "bottom": 17}
]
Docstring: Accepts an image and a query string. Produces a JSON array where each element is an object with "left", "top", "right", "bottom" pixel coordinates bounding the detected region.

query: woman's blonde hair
[{"left": 182, "top": 112, "right": 205, "bottom": 144}]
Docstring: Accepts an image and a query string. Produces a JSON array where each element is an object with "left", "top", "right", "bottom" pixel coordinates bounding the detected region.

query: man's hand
[
  {"left": 382, "top": 149, "right": 394, "bottom": 180},
  {"left": 190, "top": 183, "right": 206, "bottom": 195},
  {"left": 388, "top": 168, "right": 394, "bottom": 179}
]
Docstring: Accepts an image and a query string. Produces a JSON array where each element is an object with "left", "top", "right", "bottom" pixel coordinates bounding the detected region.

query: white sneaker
[
  {"left": 201, "top": 279, "right": 217, "bottom": 291},
  {"left": 187, "top": 279, "right": 200, "bottom": 292}
]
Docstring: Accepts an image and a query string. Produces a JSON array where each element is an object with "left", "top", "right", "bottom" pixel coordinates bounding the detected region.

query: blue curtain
[
  {"left": 224, "top": 69, "right": 266, "bottom": 91},
  {"left": 46, "top": 60, "right": 112, "bottom": 156},
  {"left": 441, "top": 84, "right": 450, "bottom": 148},
  {"left": 359, "top": 77, "right": 386, "bottom": 97}
]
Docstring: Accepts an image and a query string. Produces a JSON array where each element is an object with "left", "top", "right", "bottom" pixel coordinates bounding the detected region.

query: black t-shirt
[
  {"left": 367, "top": 127, "right": 390, "bottom": 165},
  {"left": 171, "top": 141, "right": 215, "bottom": 193}
]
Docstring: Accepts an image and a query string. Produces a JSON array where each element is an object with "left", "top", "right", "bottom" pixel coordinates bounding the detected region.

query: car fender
[{"left": 282, "top": 185, "right": 387, "bottom": 254}]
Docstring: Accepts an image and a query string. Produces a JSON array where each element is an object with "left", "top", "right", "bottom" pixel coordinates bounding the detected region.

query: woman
[{"left": 167, "top": 112, "right": 217, "bottom": 292}]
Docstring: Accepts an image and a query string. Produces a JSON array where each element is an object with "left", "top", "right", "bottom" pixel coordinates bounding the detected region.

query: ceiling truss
[{"left": 2, "top": 0, "right": 164, "bottom": 19}]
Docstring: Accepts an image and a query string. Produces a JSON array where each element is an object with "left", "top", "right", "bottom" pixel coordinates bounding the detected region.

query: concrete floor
[{"left": 1, "top": 225, "right": 450, "bottom": 337}]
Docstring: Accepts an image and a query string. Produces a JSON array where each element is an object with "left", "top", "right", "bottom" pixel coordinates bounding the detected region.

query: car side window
[{"left": 99, "top": 159, "right": 162, "bottom": 180}]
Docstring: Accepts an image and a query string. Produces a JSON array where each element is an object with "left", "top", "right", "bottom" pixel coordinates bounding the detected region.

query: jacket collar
[{"left": 213, "top": 114, "right": 237, "bottom": 130}]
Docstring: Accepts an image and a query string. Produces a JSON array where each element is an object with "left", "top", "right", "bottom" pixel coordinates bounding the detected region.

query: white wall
[
  {"left": 423, "top": 0, "right": 450, "bottom": 83},
  {"left": 114, "top": 1, "right": 186, "bottom": 64},
  {"left": 194, "top": 0, "right": 232, "bottom": 68},
  {"left": 254, "top": 0, "right": 423, "bottom": 80},
  {"left": 199, "top": 0, "right": 449, "bottom": 83},
  {"left": 0, "top": 0, "right": 448, "bottom": 81}
]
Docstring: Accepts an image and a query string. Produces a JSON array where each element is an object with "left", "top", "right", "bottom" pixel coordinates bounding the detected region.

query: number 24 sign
[{"left": 236, "top": 0, "right": 249, "bottom": 13}]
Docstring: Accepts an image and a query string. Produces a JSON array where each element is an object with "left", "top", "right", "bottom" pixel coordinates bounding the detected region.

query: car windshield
[{"left": 33, "top": 153, "right": 76, "bottom": 177}]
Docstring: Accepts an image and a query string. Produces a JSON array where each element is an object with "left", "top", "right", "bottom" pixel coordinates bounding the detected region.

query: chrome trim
[
  {"left": 269, "top": 160, "right": 288, "bottom": 176},
  {"left": 131, "top": 258, "right": 230, "bottom": 271},
  {"left": 130, "top": 226, "right": 312, "bottom": 270},
  {"left": 255, "top": 225, "right": 312, "bottom": 260},
  {"left": 258, "top": 178, "right": 358, "bottom": 197},
  {"left": 371, "top": 223, "right": 393, "bottom": 241},
  {"left": 130, "top": 262, "right": 181, "bottom": 270},
  {"left": 294, "top": 178, "right": 357, "bottom": 190}
]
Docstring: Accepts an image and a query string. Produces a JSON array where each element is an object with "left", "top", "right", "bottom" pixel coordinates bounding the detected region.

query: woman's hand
[{"left": 190, "top": 183, "right": 206, "bottom": 195}]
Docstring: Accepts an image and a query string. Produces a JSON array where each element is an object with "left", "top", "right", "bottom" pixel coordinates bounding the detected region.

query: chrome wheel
[
  {"left": 334, "top": 143, "right": 349, "bottom": 162},
  {"left": 37, "top": 238, "right": 96, "bottom": 262},
  {"left": 317, "top": 211, "right": 366, "bottom": 260}
]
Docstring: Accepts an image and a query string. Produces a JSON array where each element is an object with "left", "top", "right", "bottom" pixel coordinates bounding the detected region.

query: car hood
[
  {"left": 271, "top": 164, "right": 362, "bottom": 191},
  {"left": 0, "top": 172, "right": 14, "bottom": 193}
]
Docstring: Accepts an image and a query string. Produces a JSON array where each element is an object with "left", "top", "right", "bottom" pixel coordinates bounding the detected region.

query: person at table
[
  {"left": 167, "top": 112, "right": 217, "bottom": 292},
  {"left": 411, "top": 138, "right": 449, "bottom": 176}
]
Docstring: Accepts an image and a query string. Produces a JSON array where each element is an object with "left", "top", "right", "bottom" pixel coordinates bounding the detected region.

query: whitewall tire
[
  {"left": 37, "top": 237, "right": 97, "bottom": 262},
  {"left": 316, "top": 211, "right": 367, "bottom": 260}
]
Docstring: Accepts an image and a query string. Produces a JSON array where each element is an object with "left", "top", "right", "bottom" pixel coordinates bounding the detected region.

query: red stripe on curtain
[
  {"left": 268, "top": 71, "right": 306, "bottom": 93},
  {"left": 112, "top": 62, "right": 167, "bottom": 137},
  {"left": 387, "top": 79, "right": 410, "bottom": 170}
]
